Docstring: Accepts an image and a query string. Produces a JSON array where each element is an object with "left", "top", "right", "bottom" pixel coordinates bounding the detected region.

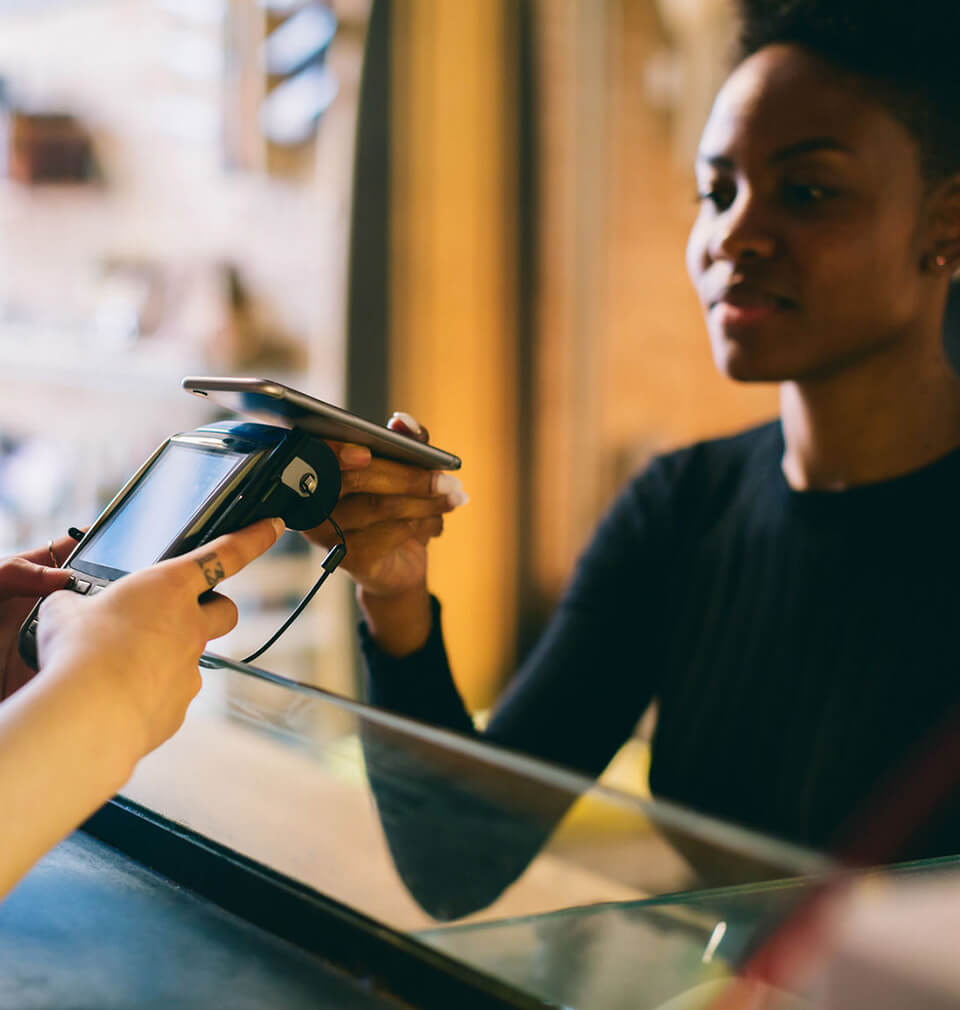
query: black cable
[{"left": 241, "top": 518, "right": 347, "bottom": 665}]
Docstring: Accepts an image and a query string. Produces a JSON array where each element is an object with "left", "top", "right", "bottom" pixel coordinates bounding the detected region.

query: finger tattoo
[{"left": 197, "top": 553, "right": 226, "bottom": 588}]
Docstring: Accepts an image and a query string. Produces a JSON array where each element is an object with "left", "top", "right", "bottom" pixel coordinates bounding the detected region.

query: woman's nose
[{"left": 709, "top": 196, "right": 777, "bottom": 263}]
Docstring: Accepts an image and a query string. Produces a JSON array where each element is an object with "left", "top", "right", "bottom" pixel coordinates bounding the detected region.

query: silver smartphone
[{"left": 182, "top": 377, "right": 462, "bottom": 471}]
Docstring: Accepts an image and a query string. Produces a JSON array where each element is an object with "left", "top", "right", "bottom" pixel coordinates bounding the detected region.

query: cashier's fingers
[
  {"left": 0, "top": 557, "right": 72, "bottom": 599},
  {"left": 20, "top": 534, "right": 82, "bottom": 568},
  {"left": 162, "top": 517, "right": 285, "bottom": 596},
  {"left": 198, "top": 591, "right": 240, "bottom": 640}
]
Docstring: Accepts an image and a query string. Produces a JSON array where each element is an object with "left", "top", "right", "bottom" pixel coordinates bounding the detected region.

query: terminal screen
[{"left": 73, "top": 443, "right": 245, "bottom": 577}]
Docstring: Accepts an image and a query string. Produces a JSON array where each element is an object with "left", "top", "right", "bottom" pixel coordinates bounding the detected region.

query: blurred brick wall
[{"left": 531, "top": 0, "right": 777, "bottom": 599}]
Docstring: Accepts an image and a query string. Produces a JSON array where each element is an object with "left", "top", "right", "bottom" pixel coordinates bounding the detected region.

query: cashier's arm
[{"left": 0, "top": 517, "right": 284, "bottom": 900}]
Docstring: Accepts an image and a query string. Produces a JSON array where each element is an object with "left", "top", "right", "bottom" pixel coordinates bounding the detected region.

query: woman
[
  {"left": 0, "top": 516, "right": 284, "bottom": 899},
  {"left": 316, "top": 0, "right": 960, "bottom": 883}
]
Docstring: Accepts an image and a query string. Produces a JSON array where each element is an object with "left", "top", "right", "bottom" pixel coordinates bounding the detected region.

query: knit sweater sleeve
[
  {"left": 359, "top": 453, "right": 680, "bottom": 776},
  {"left": 355, "top": 454, "right": 686, "bottom": 919}
]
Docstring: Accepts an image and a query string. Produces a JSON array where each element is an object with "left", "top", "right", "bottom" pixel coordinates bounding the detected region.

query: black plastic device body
[{"left": 17, "top": 420, "right": 341, "bottom": 670}]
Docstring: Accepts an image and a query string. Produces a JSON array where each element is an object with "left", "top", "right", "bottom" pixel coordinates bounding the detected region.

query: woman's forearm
[
  {"left": 0, "top": 661, "right": 140, "bottom": 899},
  {"left": 356, "top": 584, "right": 433, "bottom": 657}
]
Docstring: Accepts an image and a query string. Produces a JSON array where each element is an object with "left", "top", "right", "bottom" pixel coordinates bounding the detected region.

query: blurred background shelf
[{"left": 0, "top": 0, "right": 368, "bottom": 697}]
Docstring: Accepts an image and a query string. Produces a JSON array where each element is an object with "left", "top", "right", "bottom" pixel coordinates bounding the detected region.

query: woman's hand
[
  {"left": 306, "top": 414, "right": 467, "bottom": 599},
  {"left": 304, "top": 413, "right": 468, "bottom": 657},
  {"left": 0, "top": 535, "right": 79, "bottom": 701},
  {"left": 35, "top": 516, "right": 284, "bottom": 758}
]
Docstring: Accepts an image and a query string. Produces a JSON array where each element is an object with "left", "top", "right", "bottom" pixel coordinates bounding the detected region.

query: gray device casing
[{"left": 181, "top": 377, "right": 462, "bottom": 471}]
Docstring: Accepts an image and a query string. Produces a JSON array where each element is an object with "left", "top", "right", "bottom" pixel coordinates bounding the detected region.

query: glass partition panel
[{"left": 121, "top": 654, "right": 839, "bottom": 1009}]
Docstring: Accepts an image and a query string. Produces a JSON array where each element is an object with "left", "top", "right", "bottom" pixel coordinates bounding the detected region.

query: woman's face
[{"left": 686, "top": 44, "right": 937, "bottom": 384}]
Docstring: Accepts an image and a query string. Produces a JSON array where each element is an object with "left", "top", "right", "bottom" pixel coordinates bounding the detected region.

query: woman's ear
[{"left": 928, "top": 175, "right": 960, "bottom": 271}]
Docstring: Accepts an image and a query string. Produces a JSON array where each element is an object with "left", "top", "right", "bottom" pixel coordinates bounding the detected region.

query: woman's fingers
[
  {"left": 308, "top": 413, "right": 455, "bottom": 595},
  {"left": 324, "top": 413, "right": 429, "bottom": 475},
  {"left": 0, "top": 557, "right": 72, "bottom": 599},
  {"left": 344, "top": 520, "right": 420, "bottom": 566},
  {"left": 165, "top": 517, "right": 284, "bottom": 596},
  {"left": 326, "top": 441, "right": 373, "bottom": 470},
  {"left": 326, "top": 419, "right": 464, "bottom": 503},
  {"left": 412, "top": 522, "right": 441, "bottom": 547},
  {"left": 344, "top": 517, "right": 444, "bottom": 567},
  {"left": 338, "top": 459, "right": 467, "bottom": 506},
  {"left": 338, "top": 456, "right": 437, "bottom": 497},
  {"left": 198, "top": 591, "right": 240, "bottom": 639},
  {"left": 414, "top": 515, "right": 444, "bottom": 540},
  {"left": 333, "top": 492, "right": 451, "bottom": 532},
  {"left": 387, "top": 413, "right": 431, "bottom": 444}
]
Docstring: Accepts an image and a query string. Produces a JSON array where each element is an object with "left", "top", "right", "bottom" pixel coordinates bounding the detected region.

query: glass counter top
[{"left": 112, "top": 651, "right": 952, "bottom": 1010}]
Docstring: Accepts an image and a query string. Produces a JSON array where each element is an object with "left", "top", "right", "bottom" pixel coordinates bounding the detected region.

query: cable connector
[
  {"left": 240, "top": 517, "right": 347, "bottom": 666},
  {"left": 321, "top": 542, "right": 347, "bottom": 572}
]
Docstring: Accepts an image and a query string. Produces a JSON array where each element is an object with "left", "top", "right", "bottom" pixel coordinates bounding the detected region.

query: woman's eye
[
  {"left": 782, "top": 183, "right": 834, "bottom": 206},
  {"left": 695, "top": 186, "right": 735, "bottom": 211}
]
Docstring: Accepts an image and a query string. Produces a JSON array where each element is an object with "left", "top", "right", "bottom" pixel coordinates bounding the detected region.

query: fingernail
[
  {"left": 271, "top": 518, "right": 286, "bottom": 539},
  {"left": 432, "top": 473, "right": 469, "bottom": 508},
  {"left": 390, "top": 411, "right": 422, "bottom": 435},
  {"left": 341, "top": 445, "right": 372, "bottom": 466}
]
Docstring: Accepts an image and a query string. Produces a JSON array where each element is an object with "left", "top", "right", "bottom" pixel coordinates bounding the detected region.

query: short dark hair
[{"left": 737, "top": 1, "right": 960, "bottom": 181}]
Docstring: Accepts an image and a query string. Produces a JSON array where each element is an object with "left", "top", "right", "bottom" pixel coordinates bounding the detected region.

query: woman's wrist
[{"left": 356, "top": 583, "right": 434, "bottom": 658}]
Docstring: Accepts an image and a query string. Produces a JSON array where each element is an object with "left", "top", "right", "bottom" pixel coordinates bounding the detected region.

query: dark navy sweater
[{"left": 362, "top": 421, "right": 960, "bottom": 862}]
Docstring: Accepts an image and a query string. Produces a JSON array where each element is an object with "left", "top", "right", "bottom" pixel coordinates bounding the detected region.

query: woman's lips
[
  {"left": 713, "top": 301, "right": 780, "bottom": 325},
  {"left": 709, "top": 288, "right": 795, "bottom": 326}
]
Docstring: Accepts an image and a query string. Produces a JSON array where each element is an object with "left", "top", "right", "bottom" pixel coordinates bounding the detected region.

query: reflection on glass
[{"left": 121, "top": 653, "right": 847, "bottom": 1009}]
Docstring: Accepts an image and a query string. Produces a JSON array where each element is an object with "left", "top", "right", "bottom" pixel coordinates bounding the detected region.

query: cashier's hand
[
  {"left": 33, "top": 517, "right": 285, "bottom": 759},
  {"left": 0, "top": 536, "right": 78, "bottom": 701},
  {"left": 304, "top": 413, "right": 468, "bottom": 599}
]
